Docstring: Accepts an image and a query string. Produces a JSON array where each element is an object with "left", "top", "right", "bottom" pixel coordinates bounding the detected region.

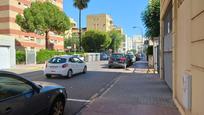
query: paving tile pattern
[{"left": 80, "top": 61, "right": 180, "bottom": 115}]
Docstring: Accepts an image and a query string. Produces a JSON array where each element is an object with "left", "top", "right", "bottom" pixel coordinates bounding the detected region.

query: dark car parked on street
[
  {"left": 108, "top": 53, "right": 127, "bottom": 68},
  {"left": 125, "top": 53, "right": 136, "bottom": 66},
  {"left": 0, "top": 71, "right": 67, "bottom": 115},
  {"left": 100, "top": 52, "right": 109, "bottom": 60}
]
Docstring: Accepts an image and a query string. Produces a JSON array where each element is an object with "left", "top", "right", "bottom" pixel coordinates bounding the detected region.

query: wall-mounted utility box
[{"left": 182, "top": 72, "right": 192, "bottom": 110}]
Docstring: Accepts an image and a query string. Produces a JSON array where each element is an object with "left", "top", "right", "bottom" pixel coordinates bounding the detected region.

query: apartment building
[
  {"left": 65, "top": 18, "right": 77, "bottom": 38},
  {"left": 87, "top": 14, "right": 114, "bottom": 32},
  {"left": 114, "top": 27, "right": 124, "bottom": 34},
  {"left": 125, "top": 35, "right": 144, "bottom": 53},
  {"left": 160, "top": 0, "right": 204, "bottom": 115},
  {"left": 0, "top": 0, "right": 64, "bottom": 51}
]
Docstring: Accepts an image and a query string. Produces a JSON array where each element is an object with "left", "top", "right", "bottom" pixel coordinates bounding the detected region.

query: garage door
[
  {"left": 163, "top": 3, "right": 173, "bottom": 90},
  {"left": 0, "top": 46, "right": 10, "bottom": 69}
]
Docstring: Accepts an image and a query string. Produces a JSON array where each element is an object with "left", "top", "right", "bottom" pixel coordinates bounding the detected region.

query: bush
[
  {"left": 37, "top": 50, "right": 62, "bottom": 64},
  {"left": 36, "top": 50, "right": 84, "bottom": 64},
  {"left": 16, "top": 50, "right": 26, "bottom": 64}
]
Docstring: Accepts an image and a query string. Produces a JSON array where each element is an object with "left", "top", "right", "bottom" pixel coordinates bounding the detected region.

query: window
[
  {"left": 69, "top": 58, "right": 75, "bottom": 63},
  {"left": 30, "top": 37, "right": 35, "bottom": 41},
  {"left": 36, "top": 39, "right": 41, "bottom": 44},
  {"left": 49, "top": 57, "right": 67, "bottom": 64},
  {"left": 73, "top": 57, "right": 80, "bottom": 63},
  {"left": 0, "top": 76, "right": 33, "bottom": 100},
  {"left": 69, "top": 57, "right": 80, "bottom": 63},
  {"left": 55, "top": 40, "right": 58, "bottom": 44},
  {"left": 23, "top": 4, "right": 28, "bottom": 8},
  {"left": 24, "top": 36, "right": 29, "bottom": 41}
]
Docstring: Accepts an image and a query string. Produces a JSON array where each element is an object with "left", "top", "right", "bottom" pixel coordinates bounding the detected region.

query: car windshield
[
  {"left": 48, "top": 57, "right": 67, "bottom": 64},
  {"left": 111, "top": 54, "right": 124, "bottom": 59}
]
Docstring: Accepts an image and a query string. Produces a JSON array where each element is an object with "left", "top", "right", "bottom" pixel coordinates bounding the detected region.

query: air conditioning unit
[{"left": 182, "top": 72, "right": 192, "bottom": 110}]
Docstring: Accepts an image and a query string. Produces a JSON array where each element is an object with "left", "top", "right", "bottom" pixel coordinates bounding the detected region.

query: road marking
[
  {"left": 99, "top": 88, "right": 105, "bottom": 93},
  {"left": 67, "top": 98, "right": 91, "bottom": 103},
  {"left": 90, "top": 93, "right": 98, "bottom": 100},
  {"left": 101, "top": 77, "right": 121, "bottom": 97}
]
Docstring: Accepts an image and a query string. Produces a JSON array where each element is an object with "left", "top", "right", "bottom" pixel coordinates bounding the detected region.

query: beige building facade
[
  {"left": 160, "top": 0, "right": 204, "bottom": 115},
  {"left": 0, "top": 0, "right": 64, "bottom": 51},
  {"left": 87, "top": 14, "right": 114, "bottom": 32},
  {"left": 65, "top": 17, "right": 77, "bottom": 38}
]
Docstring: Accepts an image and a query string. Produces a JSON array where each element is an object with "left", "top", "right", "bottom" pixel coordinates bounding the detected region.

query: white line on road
[{"left": 67, "top": 98, "right": 91, "bottom": 103}]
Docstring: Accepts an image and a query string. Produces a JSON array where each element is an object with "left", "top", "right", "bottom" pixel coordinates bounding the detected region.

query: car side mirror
[{"left": 31, "top": 84, "right": 42, "bottom": 94}]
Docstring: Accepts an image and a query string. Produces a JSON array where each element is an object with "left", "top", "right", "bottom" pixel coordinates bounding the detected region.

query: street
[{"left": 20, "top": 61, "right": 125, "bottom": 115}]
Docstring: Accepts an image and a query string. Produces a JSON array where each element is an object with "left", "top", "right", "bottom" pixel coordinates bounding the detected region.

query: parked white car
[{"left": 44, "top": 55, "right": 87, "bottom": 78}]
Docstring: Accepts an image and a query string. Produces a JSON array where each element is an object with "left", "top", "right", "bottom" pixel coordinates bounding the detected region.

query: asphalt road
[{"left": 20, "top": 61, "right": 122, "bottom": 115}]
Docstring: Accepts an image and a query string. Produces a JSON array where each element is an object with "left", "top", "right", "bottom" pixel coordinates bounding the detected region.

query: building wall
[
  {"left": 0, "top": 35, "right": 16, "bottom": 68},
  {"left": 65, "top": 18, "right": 77, "bottom": 38},
  {"left": 160, "top": 0, "right": 204, "bottom": 115},
  {"left": 190, "top": 0, "right": 204, "bottom": 115},
  {"left": 87, "top": 14, "right": 113, "bottom": 32},
  {"left": 125, "top": 35, "right": 143, "bottom": 53},
  {"left": 37, "top": 0, "right": 63, "bottom": 9},
  {"left": 0, "top": 0, "right": 64, "bottom": 51}
]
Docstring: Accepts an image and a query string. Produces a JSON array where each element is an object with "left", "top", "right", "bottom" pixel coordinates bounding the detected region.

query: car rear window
[
  {"left": 111, "top": 54, "right": 124, "bottom": 59},
  {"left": 48, "top": 57, "right": 67, "bottom": 64}
]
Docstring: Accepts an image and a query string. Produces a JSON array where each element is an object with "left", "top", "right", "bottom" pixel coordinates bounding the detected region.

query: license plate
[
  {"left": 113, "top": 62, "right": 118, "bottom": 64},
  {"left": 51, "top": 70, "right": 56, "bottom": 72}
]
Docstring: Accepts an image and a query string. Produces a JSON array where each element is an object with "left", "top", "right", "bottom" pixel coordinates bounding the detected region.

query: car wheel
[
  {"left": 46, "top": 74, "right": 51, "bottom": 78},
  {"left": 83, "top": 66, "right": 87, "bottom": 74},
  {"left": 67, "top": 70, "right": 72, "bottom": 78},
  {"left": 108, "top": 65, "right": 112, "bottom": 68},
  {"left": 49, "top": 97, "right": 65, "bottom": 115}
]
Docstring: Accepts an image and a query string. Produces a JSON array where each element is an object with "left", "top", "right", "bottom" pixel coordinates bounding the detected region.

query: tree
[
  {"left": 16, "top": 2, "right": 70, "bottom": 49},
  {"left": 108, "top": 30, "right": 125, "bottom": 52},
  {"left": 64, "top": 33, "right": 79, "bottom": 50},
  {"left": 82, "top": 31, "right": 111, "bottom": 52},
  {"left": 73, "top": 0, "right": 90, "bottom": 51},
  {"left": 141, "top": 0, "right": 160, "bottom": 38}
]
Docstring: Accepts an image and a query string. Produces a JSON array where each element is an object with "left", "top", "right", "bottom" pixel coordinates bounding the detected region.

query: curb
[{"left": 20, "top": 70, "right": 43, "bottom": 76}]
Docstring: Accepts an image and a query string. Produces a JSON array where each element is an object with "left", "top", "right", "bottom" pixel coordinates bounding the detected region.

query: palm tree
[{"left": 73, "top": 0, "right": 89, "bottom": 51}]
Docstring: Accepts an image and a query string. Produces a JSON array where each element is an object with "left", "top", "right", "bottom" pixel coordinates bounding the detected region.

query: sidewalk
[
  {"left": 80, "top": 61, "right": 180, "bottom": 115},
  {"left": 3, "top": 64, "right": 44, "bottom": 74},
  {"left": 3, "top": 61, "right": 107, "bottom": 74}
]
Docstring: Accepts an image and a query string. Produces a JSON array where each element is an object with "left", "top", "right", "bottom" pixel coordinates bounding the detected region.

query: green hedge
[
  {"left": 36, "top": 50, "right": 84, "bottom": 64},
  {"left": 16, "top": 50, "right": 26, "bottom": 64}
]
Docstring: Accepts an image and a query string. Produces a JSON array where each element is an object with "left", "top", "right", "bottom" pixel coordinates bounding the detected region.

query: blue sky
[{"left": 63, "top": 0, "right": 148, "bottom": 37}]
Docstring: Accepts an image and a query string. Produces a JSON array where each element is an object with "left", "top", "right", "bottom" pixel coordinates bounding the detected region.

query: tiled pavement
[{"left": 80, "top": 61, "right": 181, "bottom": 115}]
